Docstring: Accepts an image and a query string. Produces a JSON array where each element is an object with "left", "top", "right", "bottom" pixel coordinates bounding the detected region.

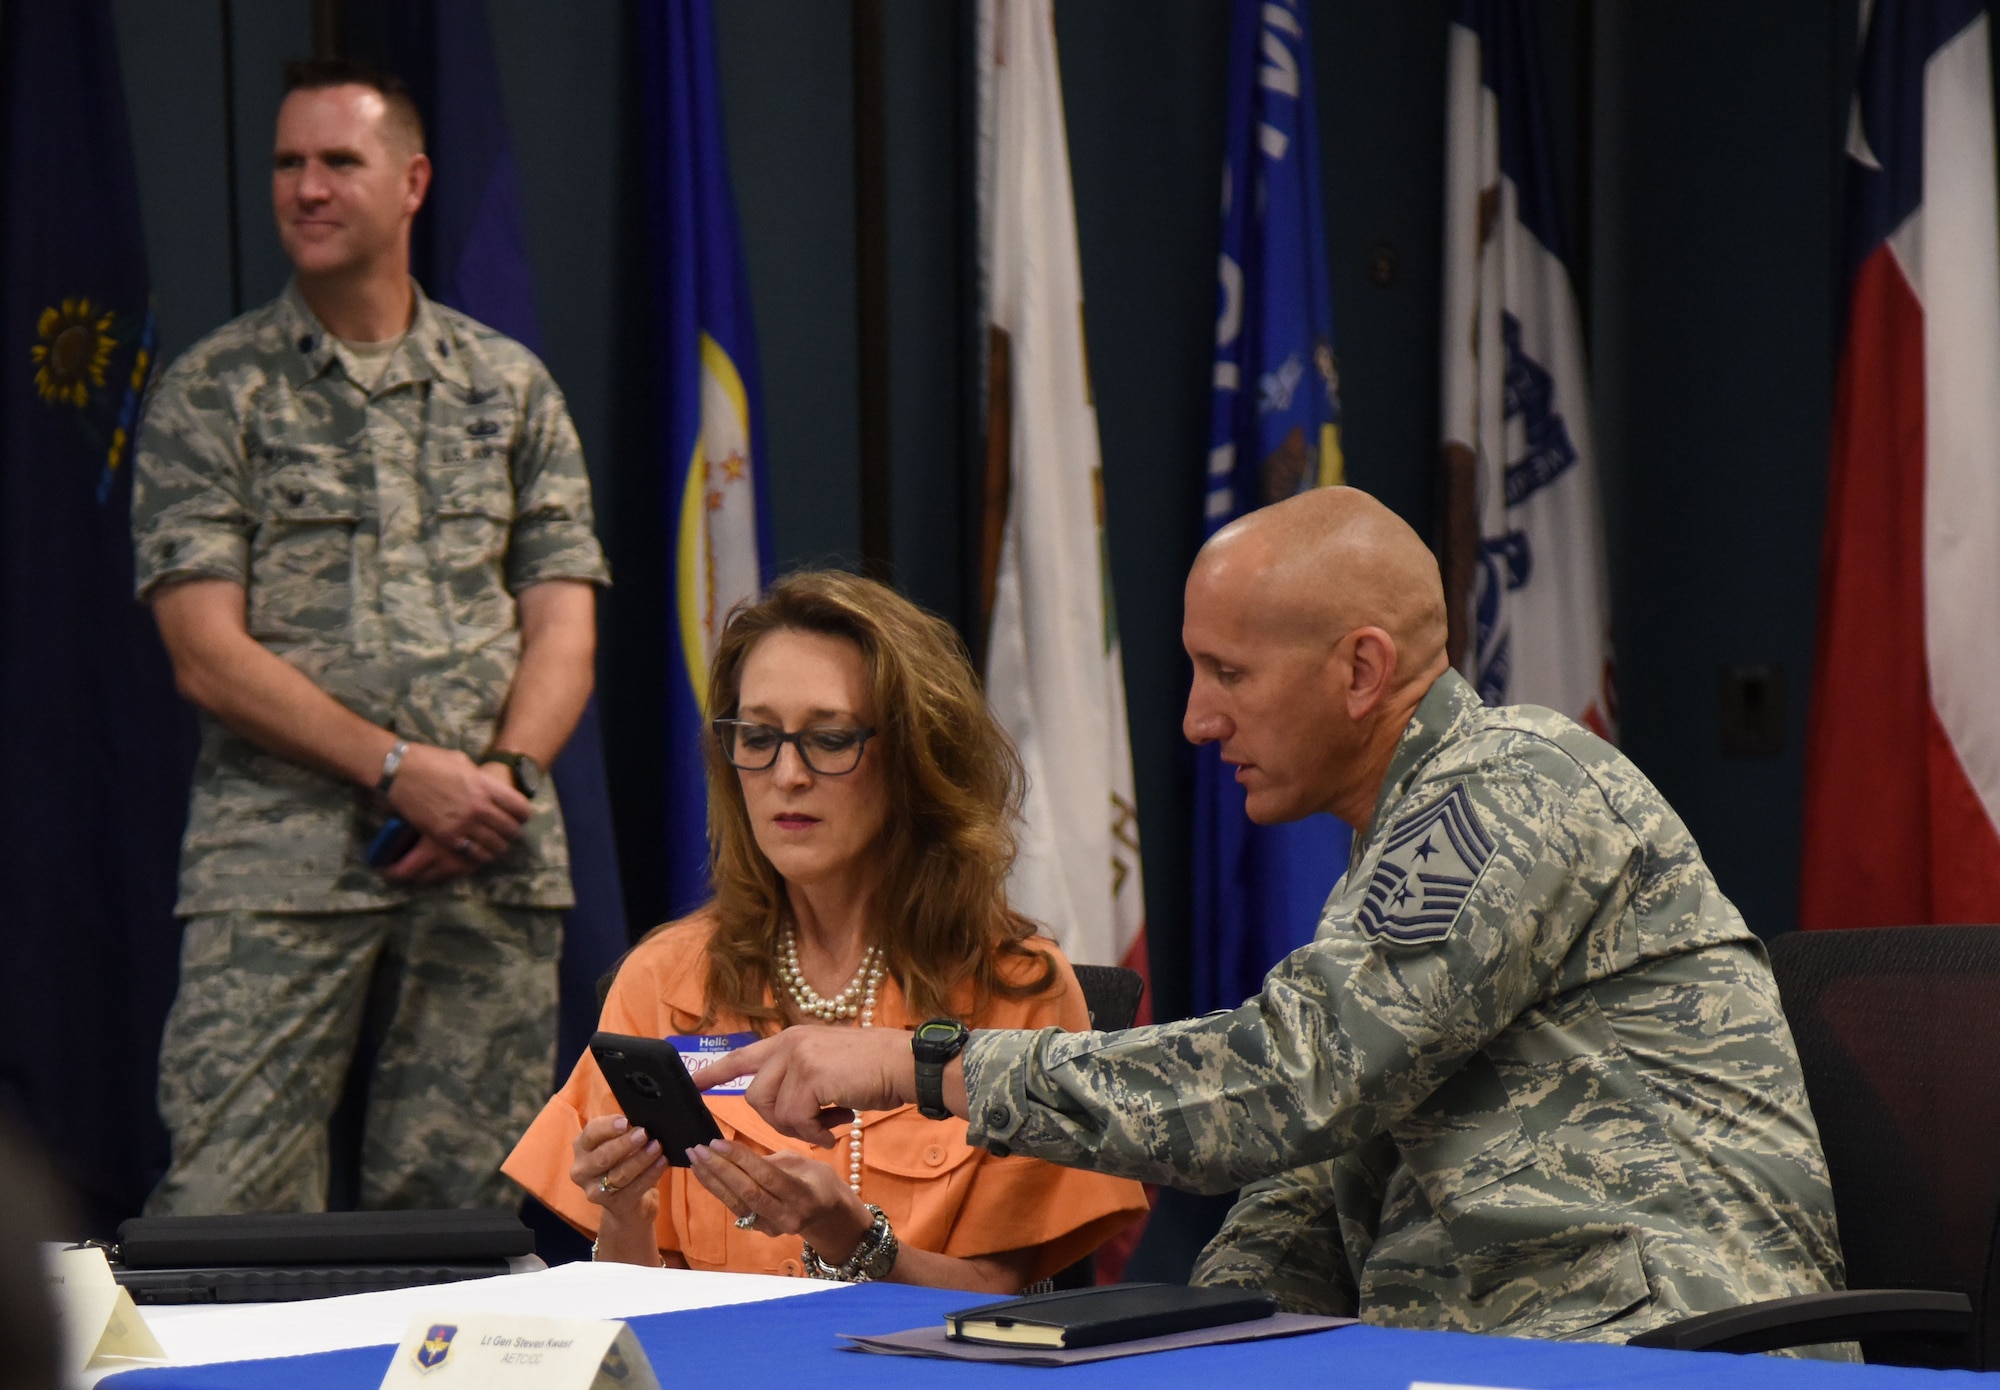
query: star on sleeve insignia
[{"left": 1356, "top": 782, "right": 1497, "bottom": 946}]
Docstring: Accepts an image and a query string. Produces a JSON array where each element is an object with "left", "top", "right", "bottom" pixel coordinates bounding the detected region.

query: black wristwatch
[
  {"left": 489, "top": 749, "right": 542, "bottom": 798},
  {"left": 912, "top": 1019, "right": 970, "bottom": 1120}
]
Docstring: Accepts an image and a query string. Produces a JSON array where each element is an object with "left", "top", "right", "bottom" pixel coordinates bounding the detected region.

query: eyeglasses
[{"left": 712, "top": 719, "right": 878, "bottom": 776}]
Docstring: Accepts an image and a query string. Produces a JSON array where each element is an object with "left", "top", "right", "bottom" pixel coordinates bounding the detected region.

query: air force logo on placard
[
  {"left": 1357, "top": 783, "right": 1496, "bottom": 946},
  {"left": 414, "top": 1323, "right": 458, "bottom": 1372}
]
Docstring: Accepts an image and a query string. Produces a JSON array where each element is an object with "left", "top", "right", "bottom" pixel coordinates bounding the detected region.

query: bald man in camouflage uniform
[
  {"left": 698, "top": 487, "right": 1848, "bottom": 1351},
  {"left": 132, "top": 62, "right": 608, "bottom": 1214}
]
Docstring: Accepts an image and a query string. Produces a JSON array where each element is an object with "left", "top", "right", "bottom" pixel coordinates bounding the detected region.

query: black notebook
[{"left": 944, "top": 1283, "right": 1278, "bottom": 1350}]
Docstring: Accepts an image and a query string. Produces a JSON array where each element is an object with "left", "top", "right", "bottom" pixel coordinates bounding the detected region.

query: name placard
[
  {"left": 378, "top": 1311, "right": 660, "bottom": 1390},
  {"left": 43, "top": 1244, "right": 166, "bottom": 1373}
]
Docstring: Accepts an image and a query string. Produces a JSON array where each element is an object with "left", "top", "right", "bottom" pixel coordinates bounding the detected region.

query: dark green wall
[
  {"left": 108, "top": 0, "right": 1862, "bottom": 1022},
  {"left": 1589, "top": 2, "right": 1848, "bottom": 946}
]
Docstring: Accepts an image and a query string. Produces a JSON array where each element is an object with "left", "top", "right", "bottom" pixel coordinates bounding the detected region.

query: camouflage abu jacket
[
  {"left": 131, "top": 282, "right": 610, "bottom": 915},
  {"left": 963, "top": 670, "right": 1847, "bottom": 1347}
]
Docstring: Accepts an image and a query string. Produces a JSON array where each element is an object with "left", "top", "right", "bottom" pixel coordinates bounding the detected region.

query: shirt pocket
[
  {"left": 1467, "top": 1227, "right": 1654, "bottom": 1338},
  {"left": 857, "top": 1106, "right": 983, "bottom": 1239},
  {"left": 429, "top": 442, "right": 517, "bottom": 627},
  {"left": 672, "top": 1110, "right": 809, "bottom": 1277},
  {"left": 248, "top": 461, "right": 361, "bottom": 643}
]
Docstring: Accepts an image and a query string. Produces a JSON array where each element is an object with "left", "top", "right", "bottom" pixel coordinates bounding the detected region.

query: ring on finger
[
  {"left": 598, "top": 1174, "right": 619, "bottom": 1195},
  {"left": 734, "top": 1211, "right": 759, "bottom": 1231},
  {"left": 456, "top": 838, "right": 478, "bottom": 858}
]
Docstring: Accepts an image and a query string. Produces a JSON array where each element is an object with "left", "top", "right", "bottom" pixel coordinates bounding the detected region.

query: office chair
[
  {"left": 1629, "top": 925, "right": 2000, "bottom": 1366},
  {"left": 1070, "top": 964, "right": 1146, "bottom": 1032},
  {"left": 1033, "top": 965, "right": 1145, "bottom": 1291}
]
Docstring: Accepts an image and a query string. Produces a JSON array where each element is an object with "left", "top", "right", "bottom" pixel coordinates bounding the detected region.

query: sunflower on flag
[{"left": 28, "top": 293, "right": 154, "bottom": 497}]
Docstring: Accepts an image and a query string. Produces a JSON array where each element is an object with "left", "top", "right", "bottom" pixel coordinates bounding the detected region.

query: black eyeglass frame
[{"left": 711, "top": 718, "right": 880, "bottom": 776}]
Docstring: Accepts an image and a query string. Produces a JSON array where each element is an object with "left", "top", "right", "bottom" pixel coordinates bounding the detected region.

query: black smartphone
[
  {"left": 365, "top": 816, "right": 421, "bottom": 869},
  {"left": 589, "top": 1031, "right": 724, "bottom": 1165}
]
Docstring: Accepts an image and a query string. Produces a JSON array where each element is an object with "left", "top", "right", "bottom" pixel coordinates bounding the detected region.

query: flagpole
[
  {"left": 312, "top": 0, "right": 341, "bottom": 59},
  {"left": 218, "top": 0, "right": 243, "bottom": 316},
  {"left": 853, "top": 0, "right": 894, "bottom": 581}
]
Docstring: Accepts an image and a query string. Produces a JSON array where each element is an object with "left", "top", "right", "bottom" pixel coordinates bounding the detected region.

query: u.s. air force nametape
[
  {"left": 43, "top": 1242, "right": 166, "bottom": 1374},
  {"left": 378, "top": 1310, "right": 660, "bottom": 1390},
  {"left": 668, "top": 1032, "right": 757, "bottom": 1095}
]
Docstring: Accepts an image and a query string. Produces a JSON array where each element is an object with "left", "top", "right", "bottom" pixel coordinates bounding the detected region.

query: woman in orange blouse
[{"left": 504, "top": 571, "right": 1147, "bottom": 1291}]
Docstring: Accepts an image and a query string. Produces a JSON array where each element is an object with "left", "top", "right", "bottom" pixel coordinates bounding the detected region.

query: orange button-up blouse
[{"left": 503, "top": 917, "right": 1150, "bottom": 1284}]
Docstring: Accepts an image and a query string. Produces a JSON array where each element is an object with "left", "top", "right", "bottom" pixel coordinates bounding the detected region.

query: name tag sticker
[
  {"left": 668, "top": 1032, "right": 757, "bottom": 1095},
  {"left": 43, "top": 1243, "right": 166, "bottom": 1374},
  {"left": 378, "top": 1311, "right": 658, "bottom": 1390}
]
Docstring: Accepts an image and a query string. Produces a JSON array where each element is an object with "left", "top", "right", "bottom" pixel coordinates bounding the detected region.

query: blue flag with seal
[
  {"left": 0, "top": 0, "right": 191, "bottom": 1224},
  {"left": 1192, "top": 0, "right": 1353, "bottom": 1017},
  {"left": 376, "top": 0, "right": 632, "bottom": 1078},
  {"left": 637, "top": 0, "right": 774, "bottom": 917}
]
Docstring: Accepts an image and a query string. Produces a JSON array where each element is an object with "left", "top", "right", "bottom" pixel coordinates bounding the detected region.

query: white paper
[
  {"left": 45, "top": 1244, "right": 166, "bottom": 1373},
  {"left": 78, "top": 1260, "right": 837, "bottom": 1386},
  {"left": 378, "top": 1311, "right": 658, "bottom": 1390}
]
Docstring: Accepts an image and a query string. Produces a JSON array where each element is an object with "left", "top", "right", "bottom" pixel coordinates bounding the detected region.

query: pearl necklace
[
  {"left": 778, "top": 929, "right": 883, "bottom": 1194},
  {"left": 777, "top": 930, "right": 883, "bottom": 1022}
]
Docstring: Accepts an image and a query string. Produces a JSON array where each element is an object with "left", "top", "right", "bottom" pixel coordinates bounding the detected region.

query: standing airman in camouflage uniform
[
  {"left": 131, "top": 61, "right": 609, "bottom": 1214},
  {"left": 698, "top": 487, "right": 1848, "bottom": 1350}
]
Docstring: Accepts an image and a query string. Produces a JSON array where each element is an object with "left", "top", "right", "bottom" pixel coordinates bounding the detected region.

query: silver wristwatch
[
  {"left": 376, "top": 739, "right": 410, "bottom": 794},
  {"left": 800, "top": 1204, "right": 899, "bottom": 1282}
]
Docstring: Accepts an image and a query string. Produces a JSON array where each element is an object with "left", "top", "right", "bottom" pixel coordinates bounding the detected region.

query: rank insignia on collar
[
  {"left": 415, "top": 1323, "right": 457, "bottom": 1371},
  {"left": 1357, "top": 782, "right": 1496, "bottom": 946}
]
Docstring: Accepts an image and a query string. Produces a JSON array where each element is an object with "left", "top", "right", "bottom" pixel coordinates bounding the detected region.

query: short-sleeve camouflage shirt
[
  {"left": 131, "top": 282, "right": 611, "bottom": 914},
  {"left": 961, "top": 670, "right": 1848, "bottom": 1348}
]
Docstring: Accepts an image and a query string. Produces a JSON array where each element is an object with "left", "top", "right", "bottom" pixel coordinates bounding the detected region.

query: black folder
[
  {"left": 108, "top": 1208, "right": 535, "bottom": 1304},
  {"left": 944, "top": 1283, "right": 1278, "bottom": 1350}
]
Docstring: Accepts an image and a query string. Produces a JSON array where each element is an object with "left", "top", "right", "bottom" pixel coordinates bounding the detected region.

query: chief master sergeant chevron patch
[{"left": 1356, "top": 782, "right": 1496, "bottom": 945}]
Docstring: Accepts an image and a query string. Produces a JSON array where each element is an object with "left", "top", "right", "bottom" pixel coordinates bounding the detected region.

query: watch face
[
  {"left": 515, "top": 757, "right": 541, "bottom": 798},
  {"left": 914, "top": 1019, "right": 967, "bottom": 1061}
]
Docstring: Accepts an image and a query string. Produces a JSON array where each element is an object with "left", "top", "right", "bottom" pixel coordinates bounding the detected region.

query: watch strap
[
  {"left": 489, "top": 748, "right": 541, "bottom": 797},
  {"left": 914, "top": 1057, "right": 949, "bottom": 1121},
  {"left": 912, "top": 1019, "right": 969, "bottom": 1121}
]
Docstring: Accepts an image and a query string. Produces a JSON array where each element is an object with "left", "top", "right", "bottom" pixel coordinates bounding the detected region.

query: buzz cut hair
[{"left": 280, "top": 57, "right": 426, "bottom": 153}]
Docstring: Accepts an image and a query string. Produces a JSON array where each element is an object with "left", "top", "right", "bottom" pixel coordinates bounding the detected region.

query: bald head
[
  {"left": 1195, "top": 486, "right": 1448, "bottom": 679},
  {"left": 1182, "top": 488, "right": 1451, "bottom": 828}
]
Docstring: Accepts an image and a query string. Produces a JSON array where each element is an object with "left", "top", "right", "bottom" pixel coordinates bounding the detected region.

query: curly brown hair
[{"left": 695, "top": 569, "right": 1056, "bottom": 1030}]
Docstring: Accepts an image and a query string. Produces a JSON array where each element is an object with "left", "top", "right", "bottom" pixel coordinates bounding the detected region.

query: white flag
[
  {"left": 1440, "top": 5, "right": 1615, "bottom": 737},
  {"left": 978, "top": 0, "right": 1146, "bottom": 975}
]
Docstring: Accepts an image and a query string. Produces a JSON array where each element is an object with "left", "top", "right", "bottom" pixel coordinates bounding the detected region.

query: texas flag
[{"left": 1801, "top": 0, "right": 2000, "bottom": 930}]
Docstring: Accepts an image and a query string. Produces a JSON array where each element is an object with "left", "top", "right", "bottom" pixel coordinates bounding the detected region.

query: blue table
[{"left": 102, "top": 1283, "right": 1994, "bottom": 1389}]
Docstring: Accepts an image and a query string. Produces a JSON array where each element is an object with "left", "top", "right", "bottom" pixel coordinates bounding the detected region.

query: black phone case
[{"left": 588, "top": 1031, "right": 724, "bottom": 1165}]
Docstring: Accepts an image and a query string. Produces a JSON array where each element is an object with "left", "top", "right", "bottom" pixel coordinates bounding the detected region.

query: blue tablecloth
[{"left": 102, "top": 1283, "right": 1994, "bottom": 1389}]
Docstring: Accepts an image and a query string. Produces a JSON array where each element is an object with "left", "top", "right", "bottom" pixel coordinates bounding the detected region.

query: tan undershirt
[{"left": 338, "top": 332, "right": 405, "bottom": 391}]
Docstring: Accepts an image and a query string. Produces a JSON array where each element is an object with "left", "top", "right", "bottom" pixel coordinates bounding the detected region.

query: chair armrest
[{"left": 1627, "top": 1289, "right": 1972, "bottom": 1354}]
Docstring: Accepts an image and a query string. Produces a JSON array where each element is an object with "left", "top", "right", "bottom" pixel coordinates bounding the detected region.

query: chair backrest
[
  {"left": 1070, "top": 965, "right": 1145, "bottom": 1032},
  {"left": 1769, "top": 926, "right": 2000, "bottom": 1366}
]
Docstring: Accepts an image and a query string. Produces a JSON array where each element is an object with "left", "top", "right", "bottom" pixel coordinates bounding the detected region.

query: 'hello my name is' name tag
[
  {"left": 668, "top": 1033, "right": 757, "bottom": 1094},
  {"left": 378, "top": 1311, "right": 659, "bottom": 1390}
]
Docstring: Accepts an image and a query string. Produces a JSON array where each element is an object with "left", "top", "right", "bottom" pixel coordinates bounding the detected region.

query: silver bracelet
[
  {"left": 590, "top": 1235, "right": 665, "bottom": 1269},
  {"left": 800, "top": 1204, "right": 899, "bottom": 1282},
  {"left": 376, "top": 739, "right": 409, "bottom": 794}
]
